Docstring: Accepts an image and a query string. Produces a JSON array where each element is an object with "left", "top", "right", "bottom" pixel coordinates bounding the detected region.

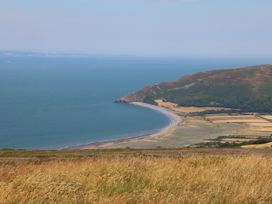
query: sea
[{"left": 0, "top": 54, "right": 271, "bottom": 149}]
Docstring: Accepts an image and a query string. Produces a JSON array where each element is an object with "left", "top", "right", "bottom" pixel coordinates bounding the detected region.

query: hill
[
  {"left": 1, "top": 149, "right": 272, "bottom": 203},
  {"left": 119, "top": 65, "right": 272, "bottom": 112}
]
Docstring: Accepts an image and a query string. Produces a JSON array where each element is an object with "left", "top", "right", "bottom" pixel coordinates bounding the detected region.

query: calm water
[{"left": 0, "top": 55, "right": 271, "bottom": 149}]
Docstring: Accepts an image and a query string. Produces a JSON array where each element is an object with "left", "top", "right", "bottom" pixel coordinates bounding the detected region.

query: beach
[
  {"left": 76, "top": 102, "right": 182, "bottom": 149},
  {"left": 130, "top": 102, "right": 182, "bottom": 137}
]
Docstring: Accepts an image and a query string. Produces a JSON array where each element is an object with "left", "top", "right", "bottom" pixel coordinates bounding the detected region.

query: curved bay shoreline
[
  {"left": 131, "top": 102, "right": 182, "bottom": 138},
  {"left": 71, "top": 102, "right": 182, "bottom": 149}
]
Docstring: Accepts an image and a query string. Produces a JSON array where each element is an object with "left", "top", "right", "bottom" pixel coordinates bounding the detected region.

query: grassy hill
[
  {"left": 1, "top": 149, "right": 272, "bottom": 203},
  {"left": 121, "top": 65, "right": 272, "bottom": 112}
]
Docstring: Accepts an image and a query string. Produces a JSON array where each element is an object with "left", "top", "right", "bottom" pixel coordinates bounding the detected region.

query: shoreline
[
  {"left": 130, "top": 102, "right": 182, "bottom": 138},
  {"left": 70, "top": 102, "right": 182, "bottom": 149}
]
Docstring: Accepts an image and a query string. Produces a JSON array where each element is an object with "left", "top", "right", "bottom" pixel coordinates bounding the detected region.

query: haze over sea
[{"left": 0, "top": 54, "right": 271, "bottom": 149}]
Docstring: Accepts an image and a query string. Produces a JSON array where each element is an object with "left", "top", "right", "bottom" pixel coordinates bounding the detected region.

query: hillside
[
  {"left": 1, "top": 149, "right": 272, "bottom": 203},
  {"left": 119, "top": 65, "right": 272, "bottom": 112}
]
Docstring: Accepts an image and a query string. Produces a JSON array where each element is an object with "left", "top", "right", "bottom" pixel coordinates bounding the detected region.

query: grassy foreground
[{"left": 0, "top": 149, "right": 272, "bottom": 203}]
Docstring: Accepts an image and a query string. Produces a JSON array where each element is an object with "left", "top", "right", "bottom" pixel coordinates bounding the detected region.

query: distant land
[{"left": 118, "top": 65, "right": 272, "bottom": 112}]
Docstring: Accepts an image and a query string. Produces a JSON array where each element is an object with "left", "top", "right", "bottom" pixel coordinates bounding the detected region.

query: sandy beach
[
  {"left": 130, "top": 102, "right": 182, "bottom": 137},
  {"left": 75, "top": 102, "right": 182, "bottom": 149}
]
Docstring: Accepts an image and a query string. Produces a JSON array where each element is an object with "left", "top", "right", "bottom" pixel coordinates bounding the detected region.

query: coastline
[
  {"left": 72, "top": 102, "right": 182, "bottom": 149},
  {"left": 130, "top": 102, "right": 182, "bottom": 138}
]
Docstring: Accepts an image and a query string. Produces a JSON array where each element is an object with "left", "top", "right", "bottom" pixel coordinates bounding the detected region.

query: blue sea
[{"left": 0, "top": 54, "right": 271, "bottom": 149}]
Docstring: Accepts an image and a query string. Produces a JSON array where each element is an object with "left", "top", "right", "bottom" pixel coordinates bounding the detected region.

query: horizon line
[{"left": 0, "top": 50, "right": 272, "bottom": 60}]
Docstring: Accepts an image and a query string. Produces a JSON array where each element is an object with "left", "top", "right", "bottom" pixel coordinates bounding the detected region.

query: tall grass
[{"left": 0, "top": 155, "right": 272, "bottom": 203}]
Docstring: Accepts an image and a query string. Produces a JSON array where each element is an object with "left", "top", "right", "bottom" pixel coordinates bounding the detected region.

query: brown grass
[
  {"left": 249, "top": 127, "right": 272, "bottom": 132},
  {"left": 173, "top": 106, "right": 231, "bottom": 113},
  {"left": 155, "top": 99, "right": 178, "bottom": 109},
  {"left": 1, "top": 154, "right": 272, "bottom": 203},
  {"left": 211, "top": 119, "right": 267, "bottom": 123},
  {"left": 207, "top": 115, "right": 258, "bottom": 119},
  {"left": 248, "top": 123, "right": 272, "bottom": 127},
  {"left": 260, "top": 115, "right": 272, "bottom": 120},
  {"left": 221, "top": 138, "right": 253, "bottom": 142},
  {"left": 154, "top": 99, "right": 231, "bottom": 113},
  {"left": 206, "top": 115, "right": 268, "bottom": 123},
  {"left": 242, "top": 142, "right": 272, "bottom": 149}
]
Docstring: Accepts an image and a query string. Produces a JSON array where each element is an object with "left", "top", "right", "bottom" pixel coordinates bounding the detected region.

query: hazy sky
[{"left": 1, "top": 0, "right": 272, "bottom": 57}]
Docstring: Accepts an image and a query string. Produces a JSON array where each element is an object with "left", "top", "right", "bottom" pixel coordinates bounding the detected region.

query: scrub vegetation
[{"left": 122, "top": 65, "right": 272, "bottom": 112}]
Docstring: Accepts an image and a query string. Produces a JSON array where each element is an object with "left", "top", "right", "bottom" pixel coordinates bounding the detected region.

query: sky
[{"left": 1, "top": 0, "right": 272, "bottom": 57}]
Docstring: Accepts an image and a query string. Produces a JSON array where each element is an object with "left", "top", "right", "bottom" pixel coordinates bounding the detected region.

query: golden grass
[
  {"left": 154, "top": 99, "right": 231, "bottom": 113},
  {"left": 248, "top": 123, "right": 272, "bottom": 127},
  {"left": 155, "top": 99, "right": 178, "bottom": 109},
  {"left": 207, "top": 115, "right": 258, "bottom": 119},
  {"left": 206, "top": 115, "right": 268, "bottom": 123},
  {"left": 242, "top": 142, "right": 272, "bottom": 149},
  {"left": 250, "top": 127, "right": 272, "bottom": 132},
  {"left": 260, "top": 115, "right": 272, "bottom": 120},
  {"left": 173, "top": 106, "right": 231, "bottom": 113},
  {"left": 1, "top": 155, "right": 272, "bottom": 203},
  {"left": 205, "top": 115, "right": 272, "bottom": 137},
  {"left": 221, "top": 138, "right": 253, "bottom": 142},
  {"left": 211, "top": 119, "right": 267, "bottom": 123}
]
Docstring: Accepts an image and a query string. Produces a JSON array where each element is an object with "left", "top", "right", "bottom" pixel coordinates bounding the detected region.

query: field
[
  {"left": 1, "top": 149, "right": 272, "bottom": 203},
  {"left": 153, "top": 100, "right": 272, "bottom": 147},
  {"left": 206, "top": 115, "right": 268, "bottom": 123},
  {"left": 248, "top": 123, "right": 272, "bottom": 127},
  {"left": 206, "top": 115, "right": 272, "bottom": 133},
  {"left": 155, "top": 99, "right": 178, "bottom": 109},
  {"left": 155, "top": 99, "right": 231, "bottom": 113},
  {"left": 242, "top": 142, "right": 272, "bottom": 149},
  {"left": 260, "top": 115, "right": 272, "bottom": 120}
]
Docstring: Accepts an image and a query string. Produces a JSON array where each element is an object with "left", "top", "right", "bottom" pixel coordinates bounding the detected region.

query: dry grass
[
  {"left": 1, "top": 155, "right": 272, "bottom": 203},
  {"left": 250, "top": 127, "right": 272, "bottom": 132},
  {"left": 206, "top": 115, "right": 268, "bottom": 123},
  {"left": 206, "top": 115, "right": 272, "bottom": 136},
  {"left": 155, "top": 99, "right": 178, "bottom": 109},
  {"left": 248, "top": 123, "right": 272, "bottom": 127},
  {"left": 242, "top": 142, "right": 272, "bottom": 149},
  {"left": 173, "top": 106, "right": 231, "bottom": 113},
  {"left": 221, "top": 138, "right": 253, "bottom": 142},
  {"left": 207, "top": 115, "right": 258, "bottom": 119},
  {"left": 154, "top": 99, "right": 230, "bottom": 113},
  {"left": 260, "top": 115, "right": 272, "bottom": 120},
  {"left": 212, "top": 119, "right": 267, "bottom": 123}
]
